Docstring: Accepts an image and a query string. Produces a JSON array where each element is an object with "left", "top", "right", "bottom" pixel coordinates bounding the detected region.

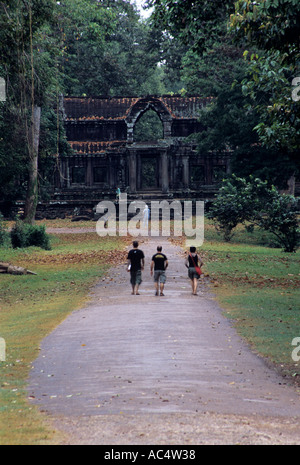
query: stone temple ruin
[
  {"left": 5, "top": 95, "right": 235, "bottom": 219},
  {"left": 45, "top": 94, "right": 231, "bottom": 218}
]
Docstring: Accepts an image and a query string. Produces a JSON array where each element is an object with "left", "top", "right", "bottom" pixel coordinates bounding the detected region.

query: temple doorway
[{"left": 141, "top": 157, "right": 158, "bottom": 190}]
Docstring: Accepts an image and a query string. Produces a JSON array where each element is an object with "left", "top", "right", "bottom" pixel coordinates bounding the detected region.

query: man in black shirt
[
  {"left": 127, "top": 240, "right": 145, "bottom": 295},
  {"left": 150, "top": 245, "right": 168, "bottom": 296}
]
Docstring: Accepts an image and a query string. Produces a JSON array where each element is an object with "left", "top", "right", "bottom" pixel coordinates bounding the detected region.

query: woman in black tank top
[
  {"left": 185, "top": 246, "right": 204, "bottom": 295},
  {"left": 188, "top": 253, "right": 199, "bottom": 267}
]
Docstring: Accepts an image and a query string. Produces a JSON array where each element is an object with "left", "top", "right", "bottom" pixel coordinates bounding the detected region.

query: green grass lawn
[{"left": 0, "top": 231, "right": 129, "bottom": 445}]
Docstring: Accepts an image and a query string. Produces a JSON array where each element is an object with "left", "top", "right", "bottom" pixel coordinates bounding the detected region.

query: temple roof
[{"left": 63, "top": 95, "right": 213, "bottom": 122}]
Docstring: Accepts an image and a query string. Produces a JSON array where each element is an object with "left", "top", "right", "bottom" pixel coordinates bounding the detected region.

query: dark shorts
[
  {"left": 130, "top": 269, "right": 142, "bottom": 285},
  {"left": 188, "top": 267, "right": 200, "bottom": 280},
  {"left": 154, "top": 270, "right": 166, "bottom": 283}
]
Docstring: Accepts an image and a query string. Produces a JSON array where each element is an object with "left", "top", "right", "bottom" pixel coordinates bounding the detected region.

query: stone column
[
  {"left": 161, "top": 151, "right": 169, "bottom": 194},
  {"left": 86, "top": 157, "right": 93, "bottom": 186},
  {"left": 127, "top": 122, "right": 134, "bottom": 143},
  {"left": 206, "top": 157, "right": 213, "bottom": 185},
  {"left": 108, "top": 155, "right": 115, "bottom": 189},
  {"left": 129, "top": 151, "right": 137, "bottom": 193},
  {"left": 59, "top": 157, "right": 67, "bottom": 188},
  {"left": 182, "top": 156, "right": 189, "bottom": 188},
  {"left": 137, "top": 154, "right": 141, "bottom": 191},
  {"left": 163, "top": 120, "right": 172, "bottom": 138},
  {"left": 66, "top": 159, "right": 71, "bottom": 188}
]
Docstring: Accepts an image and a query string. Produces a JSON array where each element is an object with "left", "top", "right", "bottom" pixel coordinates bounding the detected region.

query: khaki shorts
[
  {"left": 154, "top": 270, "right": 166, "bottom": 283},
  {"left": 130, "top": 269, "right": 142, "bottom": 285}
]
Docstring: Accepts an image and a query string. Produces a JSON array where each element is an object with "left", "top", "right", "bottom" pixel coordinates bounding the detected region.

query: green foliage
[
  {"left": 10, "top": 220, "right": 51, "bottom": 250},
  {"left": 134, "top": 108, "right": 163, "bottom": 141},
  {"left": 157, "top": 35, "right": 188, "bottom": 93},
  {"left": 208, "top": 175, "right": 254, "bottom": 242},
  {"left": 0, "top": 0, "right": 61, "bottom": 221},
  {"left": 0, "top": 213, "right": 9, "bottom": 246},
  {"left": 0, "top": 0, "right": 58, "bottom": 106},
  {"left": 148, "top": 0, "right": 234, "bottom": 54},
  {"left": 253, "top": 190, "right": 300, "bottom": 254},
  {"left": 181, "top": 43, "right": 246, "bottom": 97},
  {"left": 209, "top": 175, "right": 300, "bottom": 252},
  {"left": 183, "top": 47, "right": 295, "bottom": 186},
  {"left": 230, "top": 0, "right": 300, "bottom": 152},
  {"left": 56, "top": 0, "right": 115, "bottom": 95},
  {"left": 0, "top": 102, "right": 28, "bottom": 203},
  {"left": 229, "top": 0, "right": 300, "bottom": 56},
  {"left": 240, "top": 49, "right": 300, "bottom": 152},
  {"left": 59, "top": 0, "right": 162, "bottom": 96}
]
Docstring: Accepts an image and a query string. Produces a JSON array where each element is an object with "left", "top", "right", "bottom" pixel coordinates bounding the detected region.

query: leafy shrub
[
  {"left": 10, "top": 220, "right": 51, "bottom": 250},
  {"left": 27, "top": 224, "right": 51, "bottom": 250},
  {"left": 10, "top": 219, "right": 27, "bottom": 248},
  {"left": 209, "top": 175, "right": 300, "bottom": 252}
]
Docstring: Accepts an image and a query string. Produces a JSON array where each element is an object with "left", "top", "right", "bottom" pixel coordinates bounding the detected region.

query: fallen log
[{"left": 0, "top": 262, "right": 37, "bottom": 275}]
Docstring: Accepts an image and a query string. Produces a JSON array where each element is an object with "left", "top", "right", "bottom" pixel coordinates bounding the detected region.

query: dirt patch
[{"left": 50, "top": 412, "right": 300, "bottom": 445}]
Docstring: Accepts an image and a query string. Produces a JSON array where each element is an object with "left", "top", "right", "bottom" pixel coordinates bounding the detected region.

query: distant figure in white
[{"left": 143, "top": 204, "right": 149, "bottom": 229}]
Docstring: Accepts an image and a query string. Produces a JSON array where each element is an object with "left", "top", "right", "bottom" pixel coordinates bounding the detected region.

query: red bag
[{"left": 189, "top": 253, "right": 202, "bottom": 276}]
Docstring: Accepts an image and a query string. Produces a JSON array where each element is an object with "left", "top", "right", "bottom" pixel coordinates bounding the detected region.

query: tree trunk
[
  {"left": 0, "top": 262, "right": 37, "bottom": 275},
  {"left": 24, "top": 105, "right": 41, "bottom": 225}
]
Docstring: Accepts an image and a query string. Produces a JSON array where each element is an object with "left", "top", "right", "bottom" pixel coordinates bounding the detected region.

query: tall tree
[
  {"left": 57, "top": 0, "right": 162, "bottom": 96},
  {"left": 0, "top": 0, "right": 57, "bottom": 223},
  {"left": 147, "top": 0, "right": 234, "bottom": 54}
]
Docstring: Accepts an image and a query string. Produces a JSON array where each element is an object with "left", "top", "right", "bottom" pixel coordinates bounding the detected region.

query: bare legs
[
  {"left": 191, "top": 277, "right": 198, "bottom": 295},
  {"left": 132, "top": 284, "right": 140, "bottom": 295},
  {"left": 155, "top": 281, "right": 164, "bottom": 296}
]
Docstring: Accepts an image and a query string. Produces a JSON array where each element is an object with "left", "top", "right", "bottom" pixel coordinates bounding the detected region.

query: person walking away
[
  {"left": 185, "top": 246, "right": 203, "bottom": 295},
  {"left": 151, "top": 245, "right": 168, "bottom": 296},
  {"left": 127, "top": 241, "right": 145, "bottom": 295}
]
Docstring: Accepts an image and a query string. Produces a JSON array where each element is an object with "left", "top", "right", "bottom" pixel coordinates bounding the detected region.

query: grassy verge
[
  {"left": 0, "top": 231, "right": 130, "bottom": 445},
  {"left": 199, "top": 221, "right": 300, "bottom": 384}
]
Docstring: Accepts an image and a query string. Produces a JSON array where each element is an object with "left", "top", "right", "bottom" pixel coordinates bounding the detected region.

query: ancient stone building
[{"left": 54, "top": 95, "right": 231, "bottom": 205}]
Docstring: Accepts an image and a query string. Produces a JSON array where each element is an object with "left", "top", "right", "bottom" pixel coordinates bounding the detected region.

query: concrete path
[{"left": 28, "top": 237, "right": 300, "bottom": 444}]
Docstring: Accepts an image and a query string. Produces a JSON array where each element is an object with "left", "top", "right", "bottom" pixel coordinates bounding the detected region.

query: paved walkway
[{"left": 28, "top": 237, "right": 300, "bottom": 444}]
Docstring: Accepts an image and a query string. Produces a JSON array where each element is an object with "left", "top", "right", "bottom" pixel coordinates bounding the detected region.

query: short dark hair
[
  {"left": 190, "top": 246, "right": 196, "bottom": 253},
  {"left": 157, "top": 246, "right": 162, "bottom": 251},
  {"left": 133, "top": 241, "right": 139, "bottom": 248}
]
